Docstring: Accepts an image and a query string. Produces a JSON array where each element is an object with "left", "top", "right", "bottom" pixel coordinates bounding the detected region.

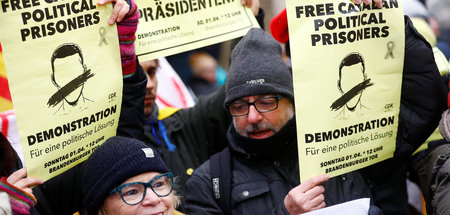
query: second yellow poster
[{"left": 286, "top": 0, "right": 405, "bottom": 181}]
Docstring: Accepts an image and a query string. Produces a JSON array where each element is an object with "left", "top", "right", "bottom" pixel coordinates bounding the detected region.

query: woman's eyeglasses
[{"left": 109, "top": 172, "right": 174, "bottom": 205}]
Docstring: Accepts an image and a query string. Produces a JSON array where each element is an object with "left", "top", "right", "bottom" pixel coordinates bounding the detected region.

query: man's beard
[{"left": 241, "top": 122, "right": 277, "bottom": 137}]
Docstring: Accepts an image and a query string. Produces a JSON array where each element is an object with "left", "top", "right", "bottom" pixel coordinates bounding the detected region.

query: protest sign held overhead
[
  {"left": 285, "top": 0, "right": 405, "bottom": 181},
  {"left": 0, "top": 0, "right": 123, "bottom": 182},
  {"left": 134, "top": 0, "right": 260, "bottom": 61}
]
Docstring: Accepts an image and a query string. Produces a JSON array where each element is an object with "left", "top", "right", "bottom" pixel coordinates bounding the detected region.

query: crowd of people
[{"left": 1, "top": 0, "right": 450, "bottom": 214}]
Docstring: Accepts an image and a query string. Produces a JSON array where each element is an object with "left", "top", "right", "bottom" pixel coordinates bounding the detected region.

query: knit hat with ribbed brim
[
  {"left": 81, "top": 136, "right": 169, "bottom": 214},
  {"left": 224, "top": 28, "right": 294, "bottom": 105}
]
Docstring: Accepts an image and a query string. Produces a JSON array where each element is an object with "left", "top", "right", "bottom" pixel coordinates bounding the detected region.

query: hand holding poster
[
  {"left": 135, "top": 0, "right": 260, "bottom": 61},
  {"left": 285, "top": 0, "right": 405, "bottom": 181},
  {"left": 0, "top": 0, "right": 123, "bottom": 181}
]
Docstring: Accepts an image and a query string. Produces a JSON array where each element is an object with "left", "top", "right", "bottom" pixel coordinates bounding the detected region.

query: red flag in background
[{"left": 0, "top": 41, "right": 13, "bottom": 112}]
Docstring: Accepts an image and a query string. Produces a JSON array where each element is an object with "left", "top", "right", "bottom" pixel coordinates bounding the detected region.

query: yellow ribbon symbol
[
  {"left": 186, "top": 168, "right": 194, "bottom": 176},
  {"left": 384, "top": 41, "right": 395, "bottom": 59},
  {"left": 99, "top": 27, "right": 108, "bottom": 46}
]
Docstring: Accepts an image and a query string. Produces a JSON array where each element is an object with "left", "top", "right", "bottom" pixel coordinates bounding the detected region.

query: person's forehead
[
  {"left": 197, "top": 58, "right": 216, "bottom": 68},
  {"left": 141, "top": 60, "right": 158, "bottom": 76},
  {"left": 141, "top": 60, "right": 156, "bottom": 68},
  {"left": 53, "top": 55, "right": 84, "bottom": 72},
  {"left": 54, "top": 53, "right": 80, "bottom": 62},
  {"left": 341, "top": 63, "right": 364, "bottom": 74},
  {"left": 343, "top": 61, "right": 363, "bottom": 69},
  {"left": 121, "top": 171, "right": 161, "bottom": 184},
  {"left": 234, "top": 94, "right": 277, "bottom": 102}
]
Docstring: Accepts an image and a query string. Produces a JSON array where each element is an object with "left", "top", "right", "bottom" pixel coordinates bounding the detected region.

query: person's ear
[
  {"left": 51, "top": 71, "right": 58, "bottom": 87},
  {"left": 337, "top": 79, "right": 343, "bottom": 93}
]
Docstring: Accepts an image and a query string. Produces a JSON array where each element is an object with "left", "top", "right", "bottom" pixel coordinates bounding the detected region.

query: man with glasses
[
  {"left": 185, "top": 28, "right": 376, "bottom": 214},
  {"left": 185, "top": 14, "right": 446, "bottom": 213}
]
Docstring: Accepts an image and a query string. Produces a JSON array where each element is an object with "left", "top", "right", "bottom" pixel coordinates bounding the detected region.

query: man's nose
[
  {"left": 247, "top": 104, "right": 263, "bottom": 123},
  {"left": 145, "top": 73, "right": 155, "bottom": 89}
]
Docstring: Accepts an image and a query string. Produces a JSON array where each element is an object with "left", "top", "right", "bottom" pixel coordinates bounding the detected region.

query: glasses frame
[
  {"left": 109, "top": 172, "right": 174, "bottom": 205},
  {"left": 226, "top": 95, "right": 284, "bottom": 117}
]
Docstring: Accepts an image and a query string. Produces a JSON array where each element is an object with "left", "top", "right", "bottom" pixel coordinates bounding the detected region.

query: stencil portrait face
[
  {"left": 339, "top": 61, "right": 365, "bottom": 111},
  {"left": 330, "top": 53, "right": 373, "bottom": 114},
  {"left": 48, "top": 43, "right": 94, "bottom": 111},
  {"left": 52, "top": 54, "right": 85, "bottom": 105}
]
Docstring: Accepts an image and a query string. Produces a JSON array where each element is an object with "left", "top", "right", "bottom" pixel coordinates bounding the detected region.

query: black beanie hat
[
  {"left": 81, "top": 136, "right": 169, "bottom": 213},
  {"left": 225, "top": 28, "right": 294, "bottom": 105}
]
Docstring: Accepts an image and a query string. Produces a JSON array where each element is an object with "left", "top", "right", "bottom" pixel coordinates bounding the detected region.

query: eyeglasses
[
  {"left": 109, "top": 172, "right": 174, "bottom": 205},
  {"left": 226, "top": 95, "right": 284, "bottom": 117}
]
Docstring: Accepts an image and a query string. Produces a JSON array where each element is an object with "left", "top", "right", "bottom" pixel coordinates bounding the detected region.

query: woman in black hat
[{"left": 81, "top": 136, "right": 183, "bottom": 215}]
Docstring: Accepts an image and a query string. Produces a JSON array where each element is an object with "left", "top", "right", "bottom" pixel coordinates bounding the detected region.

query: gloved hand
[{"left": 0, "top": 174, "right": 40, "bottom": 215}]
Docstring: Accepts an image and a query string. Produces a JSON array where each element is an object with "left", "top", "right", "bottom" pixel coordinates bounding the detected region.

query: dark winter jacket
[{"left": 185, "top": 16, "right": 446, "bottom": 215}]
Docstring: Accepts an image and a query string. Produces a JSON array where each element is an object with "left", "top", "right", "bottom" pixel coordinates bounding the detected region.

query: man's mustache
[{"left": 246, "top": 122, "right": 276, "bottom": 133}]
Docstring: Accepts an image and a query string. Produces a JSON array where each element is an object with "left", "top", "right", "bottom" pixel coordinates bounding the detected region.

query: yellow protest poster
[
  {"left": 135, "top": 0, "right": 260, "bottom": 61},
  {"left": 0, "top": 0, "right": 122, "bottom": 181},
  {"left": 285, "top": 0, "right": 405, "bottom": 181}
]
